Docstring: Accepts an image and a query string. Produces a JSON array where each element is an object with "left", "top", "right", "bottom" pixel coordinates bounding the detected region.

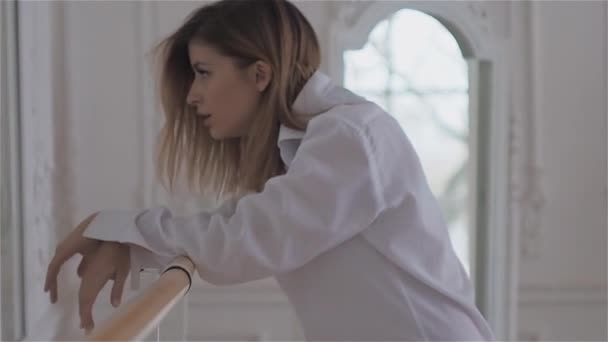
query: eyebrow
[{"left": 192, "top": 62, "right": 211, "bottom": 68}]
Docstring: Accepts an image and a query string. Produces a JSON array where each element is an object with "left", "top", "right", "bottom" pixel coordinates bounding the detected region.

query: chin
[
  {"left": 212, "top": 126, "right": 247, "bottom": 139},
  {"left": 209, "top": 128, "right": 238, "bottom": 140},
  {"left": 209, "top": 129, "right": 224, "bottom": 140}
]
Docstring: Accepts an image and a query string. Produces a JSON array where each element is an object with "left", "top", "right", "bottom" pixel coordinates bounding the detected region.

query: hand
[
  {"left": 78, "top": 241, "right": 131, "bottom": 333},
  {"left": 44, "top": 212, "right": 131, "bottom": 334},
  {"left": 44, "top": 212, "right": 101, "bottom": 304}
]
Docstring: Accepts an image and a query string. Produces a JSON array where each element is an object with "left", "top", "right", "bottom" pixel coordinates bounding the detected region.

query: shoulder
[
  {"left": 301, "top": 99, "right": 426, "bottom": 208},
  {"left": 304, "top": 100, "right": 408, "bottom": 152}
]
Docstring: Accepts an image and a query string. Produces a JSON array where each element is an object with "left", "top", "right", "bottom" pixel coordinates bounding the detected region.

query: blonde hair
[{"left": 151, "top": 0, "right": 320, "bottom": 199}]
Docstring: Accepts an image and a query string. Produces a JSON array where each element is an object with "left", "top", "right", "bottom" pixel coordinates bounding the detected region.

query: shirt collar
[
  {"left": 277, "top": 70, "right": 334, "bottom": 144},
  {"left": 276, "top": 70, "right": 368, "bottom": 168}
]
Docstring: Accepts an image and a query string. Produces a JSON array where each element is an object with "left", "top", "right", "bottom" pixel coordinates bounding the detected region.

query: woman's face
[{"left": 186, "top": 42, "right": 271, "bottom": 139}]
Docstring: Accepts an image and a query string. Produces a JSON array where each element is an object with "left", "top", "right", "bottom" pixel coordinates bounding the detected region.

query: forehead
[{"left": 187, "top": 41, "right": 224, "bottom": 64}]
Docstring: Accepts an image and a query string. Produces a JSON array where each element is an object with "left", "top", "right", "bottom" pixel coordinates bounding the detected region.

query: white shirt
[{"left": 84, "top": 71, "right": 495, "bottom": 341}]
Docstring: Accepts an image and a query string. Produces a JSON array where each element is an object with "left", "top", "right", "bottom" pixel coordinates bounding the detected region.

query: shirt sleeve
[{"left": 83, "top": 116, "right": 387, "bottom": 285}]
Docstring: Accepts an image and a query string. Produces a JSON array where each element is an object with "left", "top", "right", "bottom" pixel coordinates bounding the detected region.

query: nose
[{"left": 186, "top": 84, "right": 201, "bottom": 106}]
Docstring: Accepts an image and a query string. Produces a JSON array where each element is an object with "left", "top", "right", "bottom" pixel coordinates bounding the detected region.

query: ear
[{"left": 251, "top": 61, "right": 272, "bottom": 92}]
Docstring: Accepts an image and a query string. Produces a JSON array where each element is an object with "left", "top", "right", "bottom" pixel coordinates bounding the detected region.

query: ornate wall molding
[
  {"left": 517, "top": 286, "right": 607, "bottom": 342},
  {"left": 327, "top": 0, "right": 509, "bottom": 70},
  {"left": 518, "top": 286, "right": 608, "bottom": 306},
  {"left": 508, "top": 1, "right": 547, "bottom": 261}
]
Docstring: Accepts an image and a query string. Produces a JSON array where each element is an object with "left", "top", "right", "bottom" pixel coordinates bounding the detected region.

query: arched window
[{"left": 344, "top": 9, "right": 474, "bottom": 276}]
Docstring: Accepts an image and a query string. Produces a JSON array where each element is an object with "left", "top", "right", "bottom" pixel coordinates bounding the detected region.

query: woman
[{"left": 44, "top": 0, "right": 495, "bottom": 340}]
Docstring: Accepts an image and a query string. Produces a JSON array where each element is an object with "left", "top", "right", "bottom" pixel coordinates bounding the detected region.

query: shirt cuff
[
  {"left": 83, "top": 209, "right": 145, "bottom": 243},
  {"left": 83, "top": 209, "right": 166, "bottom": 290}
]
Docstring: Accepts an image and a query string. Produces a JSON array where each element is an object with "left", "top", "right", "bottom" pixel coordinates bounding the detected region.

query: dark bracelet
[{"left": 163, "top": 265, "right": 193, "bottom": 293}]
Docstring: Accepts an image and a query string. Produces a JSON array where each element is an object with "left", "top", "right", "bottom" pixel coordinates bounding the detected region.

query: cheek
[{"left": 219, "top": 86, "right": 259, "bottom": 127}]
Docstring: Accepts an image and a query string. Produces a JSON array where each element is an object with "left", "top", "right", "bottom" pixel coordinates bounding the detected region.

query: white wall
[
  {"left": 16, "top": 0, "right": 606, "bottom": 341},
  {"left": 517, "top": 1, "right": 607, "bottom": 340},
  {"left": 520, "top": 0, "right": 606, "bottom": 288}
]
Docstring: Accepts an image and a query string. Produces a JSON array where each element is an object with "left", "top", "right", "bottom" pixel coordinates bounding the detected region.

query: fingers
[
  {"left": 77, "top": 255, "right": 90, "bottom": 278},
  {"left": 44, "top": 259, "right": 59, "bottom": 304},
  {"left": 79, "top": 242, "right": 127, "bottom": 333},
  {"left": 110, "top": 262, "right": 129, "bottom": 307},
  {"left": 79, "top": 252, "right": 113, "bottom": 333},
  {"left": 44, "top": 244, "right": 75, "bottom": 304},
  {"left": 78, "top": 255, "right": 114, "bottom": 280},
  {"left": 79, "top": 289, "right": 96, "bottom": 335},
  {"left": 44, "top": 212, "right": 101, "bottom": 304},
  {"left": 79, "top": 272, "right": 107, "bottom": 333}
]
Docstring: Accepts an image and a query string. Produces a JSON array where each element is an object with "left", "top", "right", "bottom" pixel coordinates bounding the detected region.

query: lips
[{"left": 199, "top": 113, "right": 212, "bottom": 126}]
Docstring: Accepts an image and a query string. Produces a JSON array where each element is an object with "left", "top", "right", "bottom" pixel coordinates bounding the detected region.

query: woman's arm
[{"left": 83, "top": 115, "right": 387, "bottom": 285}]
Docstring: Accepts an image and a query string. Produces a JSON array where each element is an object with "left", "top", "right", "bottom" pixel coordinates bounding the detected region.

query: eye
[{"left": 195, "top": 69, "right": 210, "bottom": 78}]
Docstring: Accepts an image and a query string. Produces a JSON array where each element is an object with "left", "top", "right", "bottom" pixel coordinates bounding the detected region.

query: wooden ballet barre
[{"left": 86, "top": 256, "right": 195, "bottom": 341}]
